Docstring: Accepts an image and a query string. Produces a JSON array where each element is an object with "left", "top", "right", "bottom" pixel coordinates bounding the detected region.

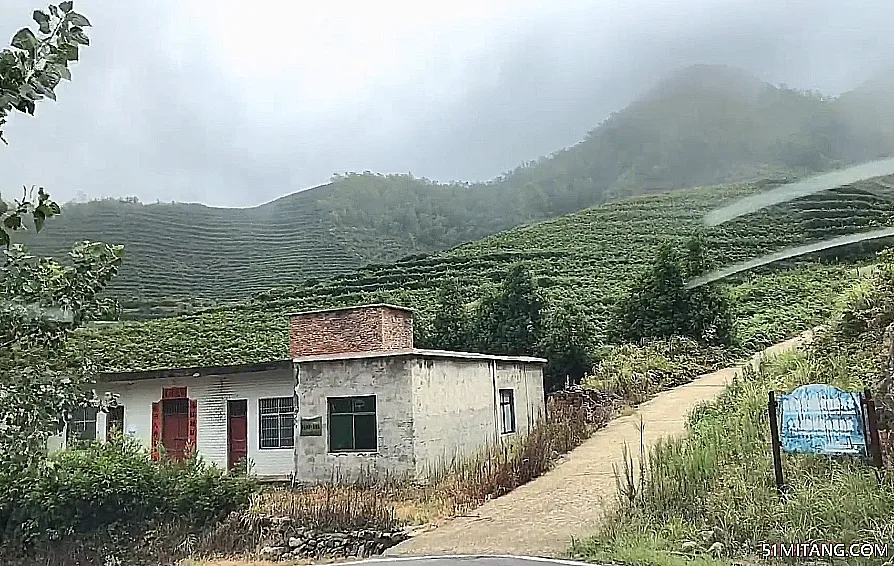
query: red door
[
  {"left": 162, "top": 398, "right": 189, "bottom": 460},
  {"left": 228, "top": 400, "right": 248, "bottom": 470}
]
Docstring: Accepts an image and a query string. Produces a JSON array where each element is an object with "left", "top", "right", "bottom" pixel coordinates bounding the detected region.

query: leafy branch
[
  {"left": 0, "top": 2, "right": 113, "bottom": 469},
  {"left": 0, "top": 2, "right": 90, "bottom": 247},
  {"left": 0, "top": 1, "right": 90, "bottom": 143}
]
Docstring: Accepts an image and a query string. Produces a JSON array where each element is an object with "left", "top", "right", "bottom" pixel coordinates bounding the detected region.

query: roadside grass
[{"left": 571, "top": 349, "right": 894, "bottom": 566}]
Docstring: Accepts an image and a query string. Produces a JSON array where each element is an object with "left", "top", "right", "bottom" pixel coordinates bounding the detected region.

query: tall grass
[{"left": 575, "top": 349, "right": 894, "bottom": 564}]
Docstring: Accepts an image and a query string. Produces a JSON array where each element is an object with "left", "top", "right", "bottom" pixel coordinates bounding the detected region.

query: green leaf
[
  {"left": 11, "top": 28, "right": 38, "bottom": 51},
  {"left": 33, "top": 10, "right": 51, "bottom": 34},
  {"left": 0, "top": 198, "right": 7, "bottom": 215},
  {"left": 31, "top": 78, "right": 56, "bottom": 101},
  {"left": 49, "top": 4, "right": 59, "bottom": 17},
  {"left": 0, "top": 227, "right": 9, "bottom": 247},
  {"left": 3, "top": 214, "right": 23, "bottom": 230},
  {"left": 70, "top": 28, "right": 89, "bottom": 46},
  {"left": 61, "top": 43, "right": 78, "bottom": 61},
  {"left": 50, "top": 62, "right": 71, "bottom": 81},
  {"left": 59, "top": 1, "right": 74, "bottom": 13},
  {"left": 66, "top": 12, "right": 91, "bottom": 27}
]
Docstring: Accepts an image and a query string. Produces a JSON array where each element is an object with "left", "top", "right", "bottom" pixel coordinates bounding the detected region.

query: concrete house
[{"left": 69, "top": 304, "right": 547, "bottom": 482}]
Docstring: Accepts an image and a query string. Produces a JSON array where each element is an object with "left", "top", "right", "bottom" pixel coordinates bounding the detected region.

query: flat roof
[
  {"left": 96, "top": 348, "right": 546, "bottom": 383},
  {"left": 288, "top": 303, "right": 415, "bottom": 317},
  {"left": 293, "top": 348, "right": 547, "bottom": 365},
  {"left": 99, "top": 359, "right": 293, "bottom": 382}
]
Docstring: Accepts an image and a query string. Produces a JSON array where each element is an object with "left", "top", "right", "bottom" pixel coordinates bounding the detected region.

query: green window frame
[{"left": 328, "top": 395, "right": 377, "bottom": 452}]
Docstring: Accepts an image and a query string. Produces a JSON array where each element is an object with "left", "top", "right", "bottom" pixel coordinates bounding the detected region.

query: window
[
  {"left": 259, "top": 397, "right": 295, "bottom": 449},
  {"left": 69, "top": 406, "right": 98, "bottom": 441},
  {"left": 499, "top": 389, "right": 516, "bottom": 434},
  {"left": 328, "top": 395, "right": 377, "bottom": 452}
]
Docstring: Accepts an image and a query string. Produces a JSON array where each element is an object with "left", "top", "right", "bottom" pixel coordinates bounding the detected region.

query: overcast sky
[{"left": 1, "top": 0, "right": 893, "bottom": 208}]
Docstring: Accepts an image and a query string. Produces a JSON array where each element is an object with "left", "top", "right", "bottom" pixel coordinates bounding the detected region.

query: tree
[
  {"left": 474, "top": 264, "right": 542, "bottom": 355},
  {"left": 609, "top": 242, "right": 689, "bottom": 342},
  {"left": 428, "top": 279, "right": 472, "bottom": 351},
  {"left": 537, "top": 302, "right": 596, "bottom": 391},
  {"left": 0, "top": 2, "right": 123, "bottom": 468},
  {"left": 608, "top": 238, "right": 734, "bottom": 346}
]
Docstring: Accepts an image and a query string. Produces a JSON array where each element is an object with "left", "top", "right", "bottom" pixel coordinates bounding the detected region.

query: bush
[
  {"left": 250, "top": 484, "right": 400, "bottom": 532},
  {"left": 0, "top": 438, "right": 258, "bottom": 565},
  {"left": 437, "top": 396, "right": 598, "bottom": 513},
  {"left": 583, "top": 337, "right": 734, "bottom": 404}
]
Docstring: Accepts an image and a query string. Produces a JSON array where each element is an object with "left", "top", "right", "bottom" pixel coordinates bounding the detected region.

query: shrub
[
  {"left": 0, "top": 437, "right": 257, "bottom": 565},
  {"left": 437, "top": 394, "right": 609, "bottom": 514},
  {"left": 583, "top": 337, "right": 733, "bottom": 404},
  {"left": 249, "top": 484, "right": 400, "bottom": 532}
]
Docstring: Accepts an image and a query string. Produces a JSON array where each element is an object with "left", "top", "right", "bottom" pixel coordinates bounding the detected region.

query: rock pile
[{"left": 255, "top": 518, "right": 409, "bottom": 561}]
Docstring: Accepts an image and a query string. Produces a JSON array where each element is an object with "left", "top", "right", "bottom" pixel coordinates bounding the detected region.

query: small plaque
[{"left": 300, "top": 416, "right": 322, "bottom": 436}]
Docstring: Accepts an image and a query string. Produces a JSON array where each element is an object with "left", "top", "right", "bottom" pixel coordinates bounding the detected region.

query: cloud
[{"left": 0, "top": 0, "right": 892, "bottom": 207}]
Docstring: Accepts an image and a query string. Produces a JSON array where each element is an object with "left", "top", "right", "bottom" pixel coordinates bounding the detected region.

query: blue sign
[{"left": 777, "top": 384, "right": 867, "bottom": 456}]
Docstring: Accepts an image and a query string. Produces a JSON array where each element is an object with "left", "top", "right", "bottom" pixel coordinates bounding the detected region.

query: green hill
[
  {"left": 20, "top": 65, "right": 894, "bottom": 316},
  {"left": 69, "top": 173, "right": 894, "bottom": 372}
]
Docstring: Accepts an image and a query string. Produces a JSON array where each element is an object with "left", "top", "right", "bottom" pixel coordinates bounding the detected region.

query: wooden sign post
[
  {"left": 767, "top": 391, "right": 786, "bottom": 494},
  {"left": 769, "top": 384, "right": 883, "bottom": 496}
]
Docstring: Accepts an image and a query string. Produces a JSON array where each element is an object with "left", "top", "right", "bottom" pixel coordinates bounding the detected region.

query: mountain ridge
[{"left": 17, "top": 63, "right": 894, "bottom": 316}]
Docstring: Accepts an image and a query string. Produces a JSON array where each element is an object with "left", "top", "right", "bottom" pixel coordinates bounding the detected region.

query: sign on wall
[
  {"left": 767, "top": 384, "right": 883, "bottom": 495},
  {"left": 300, "top": 416, "right": 322, "bottom": 437}
]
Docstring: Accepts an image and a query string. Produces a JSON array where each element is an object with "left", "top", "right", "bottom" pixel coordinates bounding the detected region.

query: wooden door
[
  {"left": 227, "top": 400, "right": 248, "bottom": 470},
  {"left": 162, "top": 398, "right": 189, "bottom": 460}
]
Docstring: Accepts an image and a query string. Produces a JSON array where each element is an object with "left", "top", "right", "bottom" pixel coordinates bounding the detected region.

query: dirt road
[{"left": 383, "top": 332, "right": 810, "bottom": 558}]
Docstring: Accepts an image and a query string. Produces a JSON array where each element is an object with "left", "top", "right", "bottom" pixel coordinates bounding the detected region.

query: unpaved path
[{"left": 384, "top": 332, "right": 811, "bottom": 559}]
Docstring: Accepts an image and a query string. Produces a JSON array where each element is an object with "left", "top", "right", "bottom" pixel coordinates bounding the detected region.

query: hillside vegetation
[
  {"left": 67, "top": 173, "right": 894, "bottom": 373},
  {"left": 20, "top": 64, "right": 894, "bottom": 314}
]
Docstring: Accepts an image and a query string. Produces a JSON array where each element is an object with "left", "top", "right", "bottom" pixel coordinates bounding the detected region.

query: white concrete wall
[
  {"left": 295, "top": 357, "right": 415, "bottom": 483},
  {"left": 494, "top": 361, "right": 545, "bottom": 439},
  {"left": 412, "top": 358, "right": 547, "bottom": 478},
  {"left": 104, "top": 368, "right": 295, "bottom": 479},
  {"left": 410, "top": 357, "right": 497, "bottom": 478},
  {"left": 524, "top": 363, "right": 546, "bottom": 427}
]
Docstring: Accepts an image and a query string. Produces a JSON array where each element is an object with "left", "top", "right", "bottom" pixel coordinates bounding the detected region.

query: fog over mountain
[{"left": 1, "top": 0, "right": 893, "bottom": 207}]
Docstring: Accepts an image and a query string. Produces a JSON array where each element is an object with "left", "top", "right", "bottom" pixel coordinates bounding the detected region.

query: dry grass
[
  {"left": 246, "top": 394, "right": 613, "bottom": 534},
  {"left": 249, "top": 482, "right": 440, "bottom": 527}
]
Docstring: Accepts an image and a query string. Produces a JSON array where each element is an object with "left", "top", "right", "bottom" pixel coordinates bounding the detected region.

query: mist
[{"left": 1, "top": 0, "right": 893, "bottom": 207}]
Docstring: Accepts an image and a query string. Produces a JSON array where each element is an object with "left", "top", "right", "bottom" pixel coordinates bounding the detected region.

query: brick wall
[
  {"left": 381, "top": 309, "right": 414, "bottom": 351},
  {"left": 290, "top": 305, "right": 414, "bottom": 358}
]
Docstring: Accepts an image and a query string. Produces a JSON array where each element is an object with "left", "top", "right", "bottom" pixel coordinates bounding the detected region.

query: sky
[{"left": 1, "top": 0, "right": 893, "bottom": 208}]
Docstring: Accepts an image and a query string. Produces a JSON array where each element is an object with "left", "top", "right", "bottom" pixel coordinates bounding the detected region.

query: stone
[
  {"left": 259, "top": 545, "right": 288, "bottom": 558},
  {"left": 288, "top": 537, "right": 304, "bottom": 548}
]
